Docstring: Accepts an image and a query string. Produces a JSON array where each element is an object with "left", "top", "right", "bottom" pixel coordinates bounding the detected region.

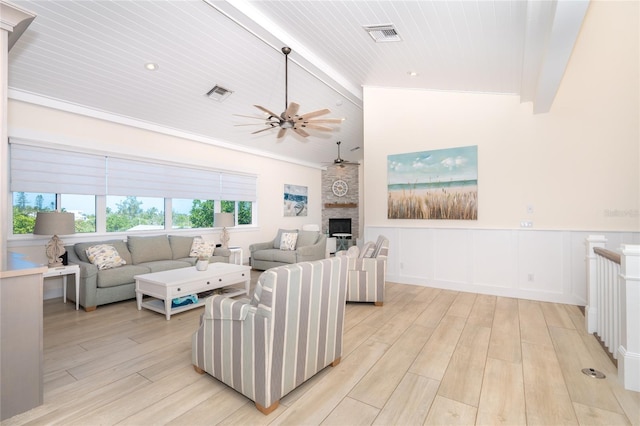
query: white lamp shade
[
  {"left": 33, "top": 212, "right": 76, "bottom": 235},
  {"left": 214, "top": 212, "right": 235, "bottom": 228}
]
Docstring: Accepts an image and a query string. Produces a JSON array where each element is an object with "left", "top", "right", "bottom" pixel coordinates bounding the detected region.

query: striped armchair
[
  {"left": 338, "top": 235, "right": 389, "bottom": 306},
  {"left": 191, "top": 256, "right": 348, "bottom": 414}
]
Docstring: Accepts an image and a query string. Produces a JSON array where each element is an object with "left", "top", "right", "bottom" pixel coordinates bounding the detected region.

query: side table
[
  {"left": 43, "top": 264, "right": 80, "bottom": 310},
  {"left": 333, "top": 233, "right": 352, "bottom": 252},
  {"left": 228, "top": 247, "right": 243, "bottom": 265}
]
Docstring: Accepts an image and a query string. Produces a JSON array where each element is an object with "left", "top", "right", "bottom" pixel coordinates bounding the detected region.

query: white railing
[{"left": 586, "top": 236, "right": 640, "bottom": 391}]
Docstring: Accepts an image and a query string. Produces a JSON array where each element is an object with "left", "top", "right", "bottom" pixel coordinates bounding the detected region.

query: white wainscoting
[{"left": 365, "top": 226, "right": 640, "bottom": 305}]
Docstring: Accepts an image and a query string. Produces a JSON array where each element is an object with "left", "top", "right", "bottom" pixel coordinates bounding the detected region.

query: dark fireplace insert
[{"left": 329, "top": 218, "right": 352, "bottom": 237}]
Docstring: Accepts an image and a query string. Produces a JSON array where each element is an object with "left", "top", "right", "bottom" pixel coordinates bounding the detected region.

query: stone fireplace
[{"left": 322, "top": 164, "right": 359, "bottom": 240}]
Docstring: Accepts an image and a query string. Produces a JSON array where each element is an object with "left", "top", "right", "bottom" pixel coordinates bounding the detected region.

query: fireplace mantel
[{"left": 324, "top": 203, "right": 357, "bottom": 209}]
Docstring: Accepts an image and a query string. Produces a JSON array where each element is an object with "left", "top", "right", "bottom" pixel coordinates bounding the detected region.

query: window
[
  {"left": 106, "top": 196, "right": 164, "bottom": 232},
  {"left": 9, "top": 140, "right": 257, "bottom": 236},
  {"left": 62, "top": 194, "right": 96, "bottom": 233},
  {"left": 12, "top": 192, "right": 96, "bottom": 234},
  {"left": 173, "top": 199, "right": 214, "bottom": 229}
]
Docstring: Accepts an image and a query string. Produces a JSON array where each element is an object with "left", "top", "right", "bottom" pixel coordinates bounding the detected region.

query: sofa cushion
[
  {"left": 141, "top": 260, "right": 192, "bottom": 273},
  {"left": 296, "top": 230, "right": 319, "bottom": 248},
  {"left": 75, "top": 240, "right": 132, "bottom": 265},
  {"left": 168, "top": 235, "right": 195, "bottom": 260},
  {"left": 252, "top": 248, "right": 297, "bottom": 264},
  {"left": 127, "top": 235, "right": 173, "bottom": 264},
  {"left": 279, "top": 232, "right": 298, "bottom": 250},
  {"left": 273, "top": 229, "right": 298, "bottom": 249},
  {"left": 96, "top": 264, "right": 151, "bottom": 288},
  {"left": 85, "top": 244, "right": 127, "bottom": 270}
]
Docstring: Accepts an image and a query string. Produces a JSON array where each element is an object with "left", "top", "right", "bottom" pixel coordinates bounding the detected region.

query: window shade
[
  {"left": 10, "top": 141, "right": 257, "bottom": 202},
  {"left": 220, "top": 173, "right": 257, "bottom": 202},
  {"left": 10, "top": 143, "right": 107, "bottom": 195},
  {"left": 107, "top": 158, "right": 222, "bottom": 199}
]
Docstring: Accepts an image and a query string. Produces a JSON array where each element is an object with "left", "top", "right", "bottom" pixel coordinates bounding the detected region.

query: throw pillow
[
  {"left": 280, "top": 232, "right": 298, "bottom": 251},
  {"left": 189, "top": 237, "right": 215, "bottom": 258},
  {"left": 86, "top": 244, "right": 126, "bottom": 270},
  {"left": 360, "top": 241, "right": 376, "bottom": 258},
  {"left": 273, "top": 228, "right": 298, "bottom": 249},
  {"left": 346, "top": 245, "right": 360, "bottom": 258}
]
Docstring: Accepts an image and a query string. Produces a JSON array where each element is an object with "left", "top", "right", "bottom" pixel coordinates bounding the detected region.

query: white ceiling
[{"left": 6, "top": 0, "right": 589, "bottom": 167}]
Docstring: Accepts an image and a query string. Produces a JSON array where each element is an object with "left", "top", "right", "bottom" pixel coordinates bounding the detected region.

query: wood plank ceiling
[{"left": 6, "top": 0, "right": 589, "bottom": 166}]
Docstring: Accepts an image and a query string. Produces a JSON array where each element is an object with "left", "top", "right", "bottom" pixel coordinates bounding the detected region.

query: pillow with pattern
[
  {"left": 86, "top": 244, "right": 126, "bottom": 270},
  {"left": 189, "top": 237, "right": 215, "bottom": 258},
  {"left": 280, "top": 232, "right": 298, "bottom": 251}
]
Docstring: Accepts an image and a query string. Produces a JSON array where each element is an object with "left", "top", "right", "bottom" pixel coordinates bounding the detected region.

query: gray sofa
[
  {"left": 65, "top": 234, "right": 230, "bottom": 311},
  {"left": 249, "top": 229, "right": 327, "bottom": 270}
]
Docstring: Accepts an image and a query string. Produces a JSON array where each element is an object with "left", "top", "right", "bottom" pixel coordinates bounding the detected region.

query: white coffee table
[{"left": 135, "top": 263, "right": 251, "bottom": 320}]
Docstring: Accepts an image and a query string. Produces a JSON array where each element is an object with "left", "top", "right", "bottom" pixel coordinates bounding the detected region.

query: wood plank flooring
[{"left": 3, "top": 278, "right": 639, "bottom": 425}]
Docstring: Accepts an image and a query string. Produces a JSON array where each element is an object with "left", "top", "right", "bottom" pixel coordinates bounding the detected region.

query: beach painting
[
  {"left": 388, "top": 145, "right": 478, "bottom": 220},
  {"left": 284, "top": 184, "right": 308, "bottom": 217}
]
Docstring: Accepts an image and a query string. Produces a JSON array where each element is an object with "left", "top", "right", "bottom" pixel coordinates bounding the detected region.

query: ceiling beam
[{"left": 522, "top": 0, "right": 590, "bottom": 114}]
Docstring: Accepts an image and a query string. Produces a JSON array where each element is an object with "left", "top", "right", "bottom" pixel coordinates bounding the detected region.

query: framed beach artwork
[
  {"left": 387, "top": 145, "right": 478, "bottom": 220},
  {"left": 283, "top": 184, "right": 308, "bottom": 217}
]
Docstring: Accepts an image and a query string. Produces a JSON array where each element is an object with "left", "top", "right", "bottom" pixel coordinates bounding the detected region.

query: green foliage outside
[
  {"left": 189, "top": 200, "right": 214, "bottom": 228},
  {"left": 12, "top": 192, "right": 96, "bottom": 234},
  {"left": 106, "top": 196, "right": 164, "bottom": 232},
  {"left": 13, "top": 192, "right": 252, "bottom": 234}
]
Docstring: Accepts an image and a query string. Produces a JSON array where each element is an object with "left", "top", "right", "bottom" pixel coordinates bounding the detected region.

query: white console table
[{"left": 43, "top": 264, "right": 80, "bottom": 310}]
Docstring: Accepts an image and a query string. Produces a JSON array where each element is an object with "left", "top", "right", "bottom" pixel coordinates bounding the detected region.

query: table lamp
[
  {"left": 214, "top": 212, "right": 235, "bottom": 250},
  {"left": 34, "top": 211, "right": 76, "bottom": 267}
]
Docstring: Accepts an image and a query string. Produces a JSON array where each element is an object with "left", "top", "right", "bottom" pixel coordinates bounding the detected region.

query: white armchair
[{"left": 337, "top": 235, "right": 389, "bottom": 306}]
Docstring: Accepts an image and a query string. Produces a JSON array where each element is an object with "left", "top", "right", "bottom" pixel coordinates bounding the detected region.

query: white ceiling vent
[
  {"left": 363, "top": 24, "right": 402, "bottom": 43},
  {"left": 206, "top": 85, "right": 233, "bottom": 102}
]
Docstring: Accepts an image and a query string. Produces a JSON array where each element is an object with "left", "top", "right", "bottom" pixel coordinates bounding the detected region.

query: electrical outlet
[
  {"left": 527, "top": 205, "right": 534, "bottom": 214},
  {"left": 520, "top": 221, "right": 533, "bottom": 228}
]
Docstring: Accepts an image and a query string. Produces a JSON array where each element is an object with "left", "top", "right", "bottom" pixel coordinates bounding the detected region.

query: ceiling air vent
[
  {"left": 363, "top": 24, "right": 402, "bottom": 43},
  {"left": 206, "top": 84, "right": 233, "bottom": 102}
]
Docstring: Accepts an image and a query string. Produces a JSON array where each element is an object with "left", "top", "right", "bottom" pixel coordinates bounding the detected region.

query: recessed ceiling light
[
  {"left": 145, "top": 62, "right": 159, "bottom": 71},
  {"left": 408, "top": 71, "right": 418, "bottom": 77}
]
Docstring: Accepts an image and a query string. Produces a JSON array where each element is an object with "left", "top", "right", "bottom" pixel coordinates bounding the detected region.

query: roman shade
[{"left": 10, "top": 140, "right": 256, "bottom": 201}]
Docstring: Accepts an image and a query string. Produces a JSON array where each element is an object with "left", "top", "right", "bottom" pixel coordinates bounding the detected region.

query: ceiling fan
[
  {"left": 329, "top": 141, "right": 360, "bottom": 167},
  {"left": 235, "top": 47, "right": 344, "bottom": 139}
]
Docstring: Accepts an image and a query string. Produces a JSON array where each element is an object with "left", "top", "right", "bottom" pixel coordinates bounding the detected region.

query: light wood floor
[{"left": 3, "top": 277, "right": 639, "bottom": 425}]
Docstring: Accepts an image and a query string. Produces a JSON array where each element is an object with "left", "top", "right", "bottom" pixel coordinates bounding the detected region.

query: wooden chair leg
[
  {"left": 85, "top": 306, "right": 97, "bottom": 312},
  {"left": 374, "top": 301, "right": 383, "bottom": 307},
  {"left": 331, "top": 357, "right": 341, "bottom": 367},
  {"left": 193, "top": 365, "right": 205, "bottom": 374},
  {"left": 256, "top": 400, "right": 279, "bottom": 415}
]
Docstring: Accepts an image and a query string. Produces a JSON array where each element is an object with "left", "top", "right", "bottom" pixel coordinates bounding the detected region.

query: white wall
[
  {"left": 6, "top": 100, "right": 323, "bottom": 298},
  {"left": 363, "top": 1, "right": 639, "bottom": 304}
]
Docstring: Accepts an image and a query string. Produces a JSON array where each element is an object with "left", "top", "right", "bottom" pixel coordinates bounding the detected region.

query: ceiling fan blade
[
  {"left": 298, "top": 108, "right": 331, "bottom": 120},
  {"left": 293, "top": 127, "right": 310, "bottom": 137},
  {"left": 251, "top": 126, "right": 276, "bottom": 135},
  {"left": 277, "top": 128, "right": 287, "bottom": 138},
  {"left": 254, "top": 105, "right": 280, "bottom": 118},
  {"left": 306, "top": 118, "right": 344, "bottom": 124},
  {"left": 301, "top": 124, "right": 333, "bottom": 131},
  {"left": 233, "top": 114, "right": 274, "bottom": 121},
  {"left": 234, "top": 123, "right": 269, "bottom": 127},
  {"left": 284, "top": 102, "right": 300, "bottom": 118}
]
